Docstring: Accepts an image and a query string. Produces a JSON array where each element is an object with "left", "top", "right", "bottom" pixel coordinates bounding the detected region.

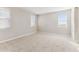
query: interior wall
[
  {"left": 38, "top": 10, "right": 71, "bottom": 35},
  {"left": 0, "top": 7, "right": 37, "bottom": 41},
  {"left": 70, "top": 7, "right": 79, "bottom": 42},
  {"left": 70, "top": 7, "right": 79, "bottom": 43},
  {"left": 74, "top": 7, "right": 79, "bottom": 42}
]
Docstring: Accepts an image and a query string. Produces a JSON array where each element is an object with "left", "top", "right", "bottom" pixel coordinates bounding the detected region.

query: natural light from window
[
  {"left": 58, "top": 12, "right": 67, "bottom": 26},
  {"left": 31, "top": 15, "right": 36, "bottom": 27},
  {"left": 0, "top": 8, "right": 10, "bottom": 29}
]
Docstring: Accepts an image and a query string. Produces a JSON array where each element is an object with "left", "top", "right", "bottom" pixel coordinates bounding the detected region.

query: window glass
[
  {"left": 58, "top": 12, "right": 67, "bottom": 26},
  {"left": 31, "top": 15, "right": 36, "bottom": 27},
  {"left": 0, "top": 8, "right": 10, "bottom": 29}
]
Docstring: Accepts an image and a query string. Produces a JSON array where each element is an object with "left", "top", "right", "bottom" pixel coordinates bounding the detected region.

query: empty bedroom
[{"left": 0, "top": 7, "right": 79, "bottom": 52}]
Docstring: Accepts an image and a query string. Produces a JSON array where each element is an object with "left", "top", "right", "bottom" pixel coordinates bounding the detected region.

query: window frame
[
  {"left": 0, "top": 8, "right": 10, "bottom": 29},
  {"left": 57, "top": 11, "right": 68, "bottom": 27},
  {"left": 31, "top": 15, "right": 36, "bottom": 27}
]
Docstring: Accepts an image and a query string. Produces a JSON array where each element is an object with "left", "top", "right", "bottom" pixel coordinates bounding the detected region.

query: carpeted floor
[{"left": 0, "top": 32, "right": 79, "bottom": 52}]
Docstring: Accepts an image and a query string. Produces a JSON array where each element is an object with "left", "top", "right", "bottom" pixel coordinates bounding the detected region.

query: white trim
[{"left": 0, "top": 31, "right": 36, "bottom": 43}]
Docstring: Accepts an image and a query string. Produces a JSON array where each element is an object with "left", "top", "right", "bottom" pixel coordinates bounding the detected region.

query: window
[
  {"left": 58, "top": 12, "right": 67, "bottom": 26},
  {"left": 0, "top": 8, "right": 10, "bottom": 29},
  {"left": 31, "top": 15, "right": 36, "bottom": 27}
]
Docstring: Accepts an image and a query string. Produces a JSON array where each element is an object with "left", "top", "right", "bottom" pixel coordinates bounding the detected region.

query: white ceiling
[{"left": 21, "top": 7, "right": 71, "bottom": 15}]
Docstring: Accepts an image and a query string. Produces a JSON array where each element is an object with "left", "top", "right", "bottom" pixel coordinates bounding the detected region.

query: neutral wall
[
  {"left": 71, "top": 7, "right": 79, "bottom": 42},
  {"left": 38, "top": 10, "right": 71, "bottom": 35},
  {"left": 0, "top": 7, "right": 37, "bottom": 41},
  {"left": 74, "top": 7, "right": 79, "bottom": 42}
]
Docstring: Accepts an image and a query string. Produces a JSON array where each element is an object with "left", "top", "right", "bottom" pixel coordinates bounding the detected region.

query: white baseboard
[{"left": 0, "top": 31, "right": 37, "bottom": 43}]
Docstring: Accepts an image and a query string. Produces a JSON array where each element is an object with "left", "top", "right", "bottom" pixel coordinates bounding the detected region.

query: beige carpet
[{"left": 0, "top": 32, "right": 79, "bottom": 52}]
